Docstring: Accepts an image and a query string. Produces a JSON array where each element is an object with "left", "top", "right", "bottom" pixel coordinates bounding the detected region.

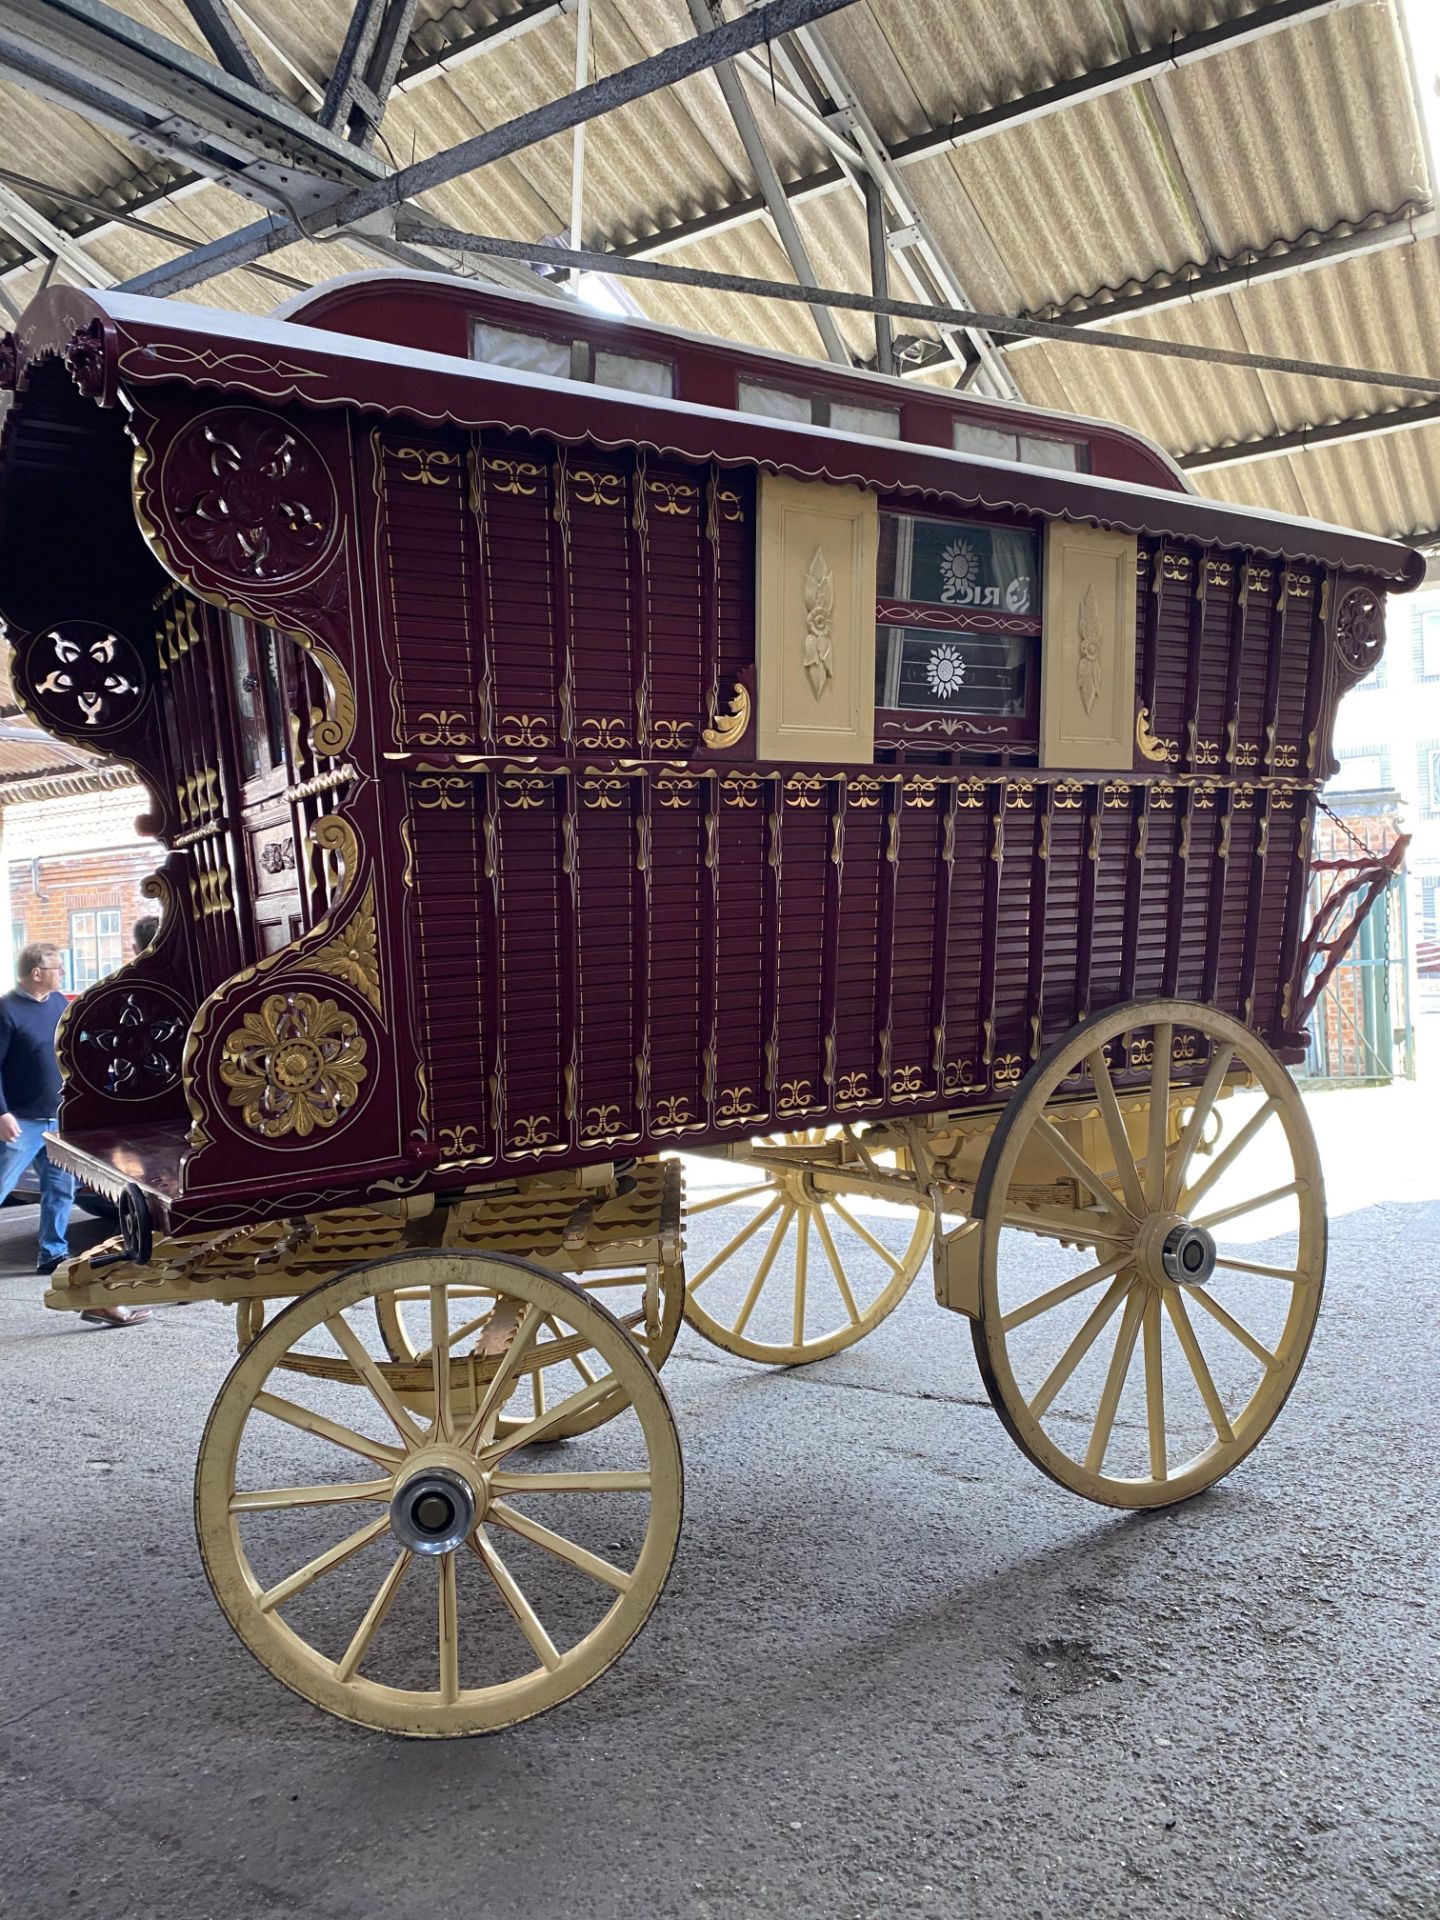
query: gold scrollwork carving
[
  {"left": 717, "top": 488, "right": 744, "bottom": 522},
  {"left": 571, "top": 469, "right": 624, "bottom": 509},
  {"left": 942, "top": 1058, "right": 978, "bottom": 1095},
  {"left": 991, "top": 1054, "right": 1023, "bottom": 1088},
  {"left": 721, "top": 773, "right": 762, "bottom": 809},
  {"left": 1135, "top": 707, "right": 1171, "bottom": 764},
  {"left": 580, "top": 776, "right": 626, "bottom": 811},
  {"left": 414, "top": 775, "right": 469, "bottom": 811},
  {"left": 219, "top": 991, "right": 366, "bottom": 1140},
  {"left": 1128, "top": 1035, "right": 1154, "bottom": 1069},
  {"left": 1150, "top": 781, "right": 1177, "bottom": 811},
  {"left": 648, "top": 480, "right": 698, "bottom": 515},
  {"left": 438, "top": 1123, "right": 480, "bottom": 1160},
  {"left": 509, "top": 1115, "right": 554, "bottom": 1152},
  {"left": 485, "top": 458, "right": 542, "bottom": 497},
  {"left": 717, "top": 1085, "right": 758, "bottom": 1123},
  {"left": 575, "top": 716, "right": 628, "bottom": 750},
  {"left": 499, "top": 777, "right": 548, "bottom": 810},
  {"left": 656, "top": 774, "right": 700, "bottom": 808},
  {"left": 395, "top": 447, "right": 459, "bottom": 487},
  {"left": 847, "top": 775, "right": 881, "bottom": 809},
  {"left": 414, "top": 710, "right": 472, "bottom": 746},
  {"left": 702, "top": 682, "right": 751, "bottom": 750},
  {"left": 1002, "top": 780, "right": 1034, "bottom": 810},
  {"left": 496, "top": 713, "right": 551, "bottom": 749},
  {"left": 652, "top": 717, "right": 695, "bottom": 753},
  {"left": 836, "top": 1070, "right": 872, "bottom": 1105},
  {"left": 776, "top": 1078, "right": 814, "bottom": 1117},
  {"left": 580, "top": 1104, "right": 623, "bottom": 1142},
  {"left": 890, "top": 1065, "right": 926, "bottom": 1098},
  {"left": 785, "top": 773, "right": 824, "bottom": 809},
  {"left": 310, "top": 879, "right": 382, "bottom": 1014},
  {"left": 1102, "top": 782, "right": 1131, "bottom": 809},
  {"left": 1052, "top": 781, "right": 1083, "bottom": 810},
  {"left": 956, "top": 778, "right": 986, "bottom": 809},
  {"left": 653, "top": 1095, "right": 692, "bottom": 1130},
  {"left": 905, "top": 776, "right": 940, "bottom": 809}
]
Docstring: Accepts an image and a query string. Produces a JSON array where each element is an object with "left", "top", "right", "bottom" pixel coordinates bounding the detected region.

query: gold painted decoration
[
  {"left": 717, "top": 1085, "right": 758, "bottom": 1123},
  {"left": 942, "top": 1058, "right": 978, "bottom": 1095},
  {"left": 509, "top": 1115, "right": 554, "bottom": 1151},
  {"left": 656, "top": 774, "right": 700, "bottom": 808},
  {"left": 956, "top": 778, "right": 986, "bottom": 809},
  {"left": 905, "top": 776, "right": 940, "bottom": 808},
  {"left": 414, "top": 711, "right": 472, "bottom": 746},
  {"left": 1135, "top": 707, "right": 1171, "bottom": 763},
  {"left": 836, "top": 1069, "right": 872, "bottom": 1104},
  {"left": 653, "top": 1095, "right": 692, "bottom": 1130},
  {"left": 652, "top": 718, "right": 695, "bottom": 753},
  {"left": 414, "top": 774, "right": 469, "bottom": 811},
  {"left": 580, "top": 1103, "right": 623, "bottom": 1143},
  {"left": 499, "top": 776, "right": 548, "bottom": 810},
  {"left": 581, "top": 776, "right": 626, "bottom": 810},
  {"left": 776, "top": 1078, "right": 814, "bottom": 1117},
  {"left": 648, "top": 479, "right": 698, "bottom": 516},
  {"left": 992, "top": 1054, "right": 1023, "bottom": 1088},
  {"left": 571, "top": 468, "right": 624, "bottom": 509},
  {"left": 847, "top": 774, "right": 881, "bottom": 808},
  {"left": 702, "top": 682, "right": 751, "bottom": 750},
  {"left": 890, "top": 1065, "right": 926, "bottom": 1098},
  {"left": 785, "top": 773, "right": 824, "bottom": 808},
  {"left": 1002, "top": 780, "right": 1034, "bottom": 810},
  {"left": 395, "top": 447, "right": 459, "bottom": 487},
  {"left": 1151, "top": 781, "right": 1177, "bottom": 810},
  {"left": 437, "top": 1123, "right": 480, "bottom": 1161},
  {"left": 497, "top": 713, "right": 552, "bottom": 749},
  {"left": 485, "top": 458, "right": 542, "bottom": 496},
  {"left": 1053, "top": 781, "right": 1083, "bottom": 810},
  {"left": 311, "top": 881, "right": 382, "bottom": 1014},
  {"left": 575, "top": 716, "right": 628, "bottom": 750},
  {"left": 219, "top": 991, "right": 366, "bottom": 1139},
  {"left": 721, "top": 772, "right": 762, "bottom": 808}
]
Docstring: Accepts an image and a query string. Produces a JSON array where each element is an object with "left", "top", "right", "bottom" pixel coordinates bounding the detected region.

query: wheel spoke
[
  {"left": 257, "top": 1514, "right": 391, "bottom": 1614},
  {"left": 1144, "top": 1024, "right": 1172, "bottom": 1207},
  {"left": 1087, "top": 1047, "right": 1147, "bottom": 1217},
  {"left": 230, "top": 1476, "right": 393, "bottom": 1513},
  {"left": 430, "top": 1287, "right": 452, "bottom": 1440},
  {"left": 335, "top": 1549, "right": 410, "bottom": 1682},
  {"left": 685, "top": 1185, "right": 765, "bottom": 1216},
  {"left": 253, "top": 1391, "right": 403, "bottom": 1468},
  {"left": 999, "top": 1252, "right": 1133, "bottom": 1333},
  {"left": 1182, "top": 1283, "right": 1279, "bottom": 1370},
  {"left": 1192, "top": 1182, "right": 1304, "bottom": 1233},
  {"left": 488, "top": 1499, "right": 632, "bottom": 1592},
  {"left": 438, "top": 1551, "right": 459, "bottom": 1703},
  {"left": 686, "top": 1194, "right": 783, "bottom": 1292},
  {"left": 1162, "top": 1289, "right": 1234, "bottom": 1444},
  {"left": 489, "top": 1469, "right": 651, "bottom": 1494},
  {"left": 470, "top": 1531, "right": 562, "bottom": 1670},
  {"left": 1211, "top": 1256, "right": 1307, "bottom": 1284},
  {"left": 455, "top": 1302, "right": 544, "bottom": 1450},
  {"left": 1084, "top": 1289, "right": 1145, "bottom": 1475},
  {"left": 1163, "top": 1047, "right": 1234, "bottom": 1210},
  {"left": 792, "top": 1210, "right": 810, "bottom": 1347},
  {"left": 325, "top": 1314, "right": 425, "bottom": 1449},
  {"left": 1142, "top": 1292, "right": 1167, "bottom": 1482},
  {"left": 531, "top": 1363, "right": 546, "bottom": 1420},
  {"left": 730, "top": 1202, "right": 796, "bottom": 1338},
  {"left": 1179, "top": 1095, "right": 1279, "bottom": 1214},
  {"left": 1031, "top": 1117, "right": 1134, "bottom": 1224},
  {"left": 476, "top": 1373, "right": 619, "bottom": 1461},
  {"left": 545, "top": 1315, "right": 599, "bottom": 1387},
  {"left": 1028, "top": 1274, "right": 1132, "bottom": 1418},
  {"left": 811, "top": 1204, "right": 862, "bottom": 1325},
  {"left": 829, "top": 1198, "right": 906, "bottom": 1272}
]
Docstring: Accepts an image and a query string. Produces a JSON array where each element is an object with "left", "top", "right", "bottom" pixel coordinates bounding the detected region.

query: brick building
[{"left": 7, "top": 790, "right": 161, "bottom": 989}]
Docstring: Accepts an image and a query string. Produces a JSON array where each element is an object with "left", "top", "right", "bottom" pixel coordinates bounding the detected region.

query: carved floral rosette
[
  {"left": 218, "top": 988, "right": 369, "bottom": 1140},
  {"left": 14, "top": 617, "right": 152, "bottom": 744}
]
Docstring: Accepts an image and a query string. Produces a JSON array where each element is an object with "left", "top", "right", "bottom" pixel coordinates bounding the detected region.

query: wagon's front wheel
[
  {"left": 196, "top": 1251, "right": 683, "bottom": 1736},
  {"left": 968, "top": 1001, "right": 1325, "bottom": 1509}
]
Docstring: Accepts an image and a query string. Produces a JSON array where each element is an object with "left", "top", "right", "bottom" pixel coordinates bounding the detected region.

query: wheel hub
[
  {"left": 1133, "top": 1211, "right": 1216, "bottom": 1288},
  {"left": 389, "top": 1463, "right": 480, "bottom": 1555}
]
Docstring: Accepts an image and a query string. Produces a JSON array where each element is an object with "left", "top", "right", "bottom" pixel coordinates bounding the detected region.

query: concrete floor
[{"left": 1, "top": 1081, "right": 1436, "bottom": 1920}]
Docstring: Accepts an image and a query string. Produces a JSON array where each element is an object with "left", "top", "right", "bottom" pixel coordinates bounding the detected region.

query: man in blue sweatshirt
[{"left": 0, "top": 942, "right": 148, "bottom": 1328}]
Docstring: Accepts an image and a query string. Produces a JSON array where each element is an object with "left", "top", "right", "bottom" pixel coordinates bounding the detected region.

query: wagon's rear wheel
[
  {"left": 682, "top": 1129, "right": 932, "bottom": 1364},
  {"left": 373, "top": 1255, "right": 684, "bottom": 1439},
  {"left": 196, "top": 1251, "right": 682, "bottom": 1736},
  {"left": 969, "top": 1000, "right": 1325, "bottom": 1509}
]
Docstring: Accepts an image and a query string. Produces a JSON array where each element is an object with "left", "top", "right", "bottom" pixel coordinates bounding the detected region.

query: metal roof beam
[
  {"left": 322, "top": 0, "right": 419, "bottom": 146},
  {"left": 117, "top": 0, "right": 866, "bottom": 298},
  {"left": 684, "top": 0, "right": 849, "bottom": 364},
  {"left": 394, "top": 0, "right": 565, "bottom": 94},
  {"left": 1179, "top": 401, "right": 1440, "bottom": 470},
  {"left": 0, "top": 180, "right": 116, "bottom": 289},
  {"left": 183, "top": 0, "right": 271, "bottom": 93},
  {"left": 610, "top": 0, "right": 1364, "bottom": 264}
]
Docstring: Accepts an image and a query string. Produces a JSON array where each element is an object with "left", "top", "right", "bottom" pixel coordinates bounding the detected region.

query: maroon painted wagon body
[
  {"left": 0, "top": 270, "right": 1420, "bottom": 1736},
  {"left": 0, "top": 275, "right": 1415, "bottom": 1235}
]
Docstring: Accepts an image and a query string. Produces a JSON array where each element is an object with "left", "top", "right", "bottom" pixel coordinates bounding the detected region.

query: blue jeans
[{"left": 0, "top": 1117, "right": 75, "bottom": 1266}]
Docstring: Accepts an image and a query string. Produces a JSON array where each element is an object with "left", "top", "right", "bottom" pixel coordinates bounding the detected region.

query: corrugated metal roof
[{"left": 0, "top": 0, "right": 1434, "bottom": 546}]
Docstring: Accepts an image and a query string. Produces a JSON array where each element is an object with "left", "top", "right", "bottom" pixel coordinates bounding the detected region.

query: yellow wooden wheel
[
  {"left": 372, "top": 1256, "right": 683, "bottom": 1439},
  {"left": 969, "top": 1000, "right": 1325, "bottom": 1509},
  {"left": 196, "top": 1251, "right": 683, "bottom": 1736},
  {"left": 682, "top": 1129, "right": 933, "bottom": 1364}
]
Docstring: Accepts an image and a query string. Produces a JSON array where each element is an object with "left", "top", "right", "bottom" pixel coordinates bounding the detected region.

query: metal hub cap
[
  {"left": 389, "top": 1464, "right": 477, "bottom": 1555},
  {"left": 1159, "top": 1222, "right": 1217, "bottom": 1287}
]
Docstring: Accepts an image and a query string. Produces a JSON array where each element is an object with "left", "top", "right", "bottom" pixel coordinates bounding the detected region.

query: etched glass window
[
  {"left": 471, "top": 320, "right": 571, "bottom": 380},
  {"left": 874, "top": 511, "right": 1041, "bottom": 723}
]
